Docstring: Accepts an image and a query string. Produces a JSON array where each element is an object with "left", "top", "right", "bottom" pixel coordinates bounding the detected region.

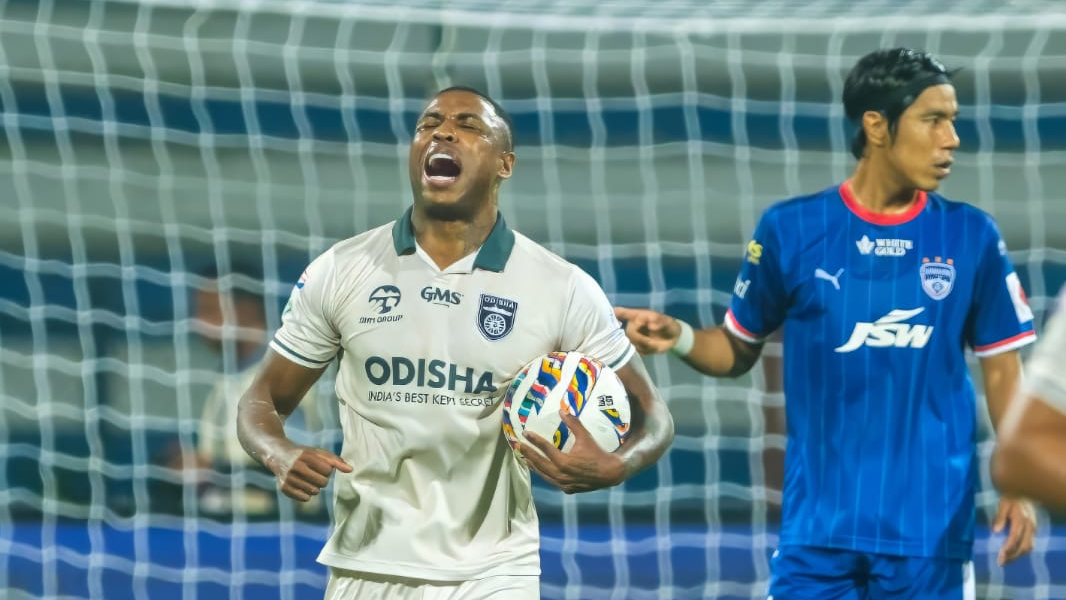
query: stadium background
[{"left": 1, "top": 0, "right": 1064, "bottom": 598}]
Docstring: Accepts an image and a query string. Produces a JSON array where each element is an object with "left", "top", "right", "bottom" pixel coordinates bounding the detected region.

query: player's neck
[
  {"left": 848, "top": 161, "right": 921, "bottom": 214},
  {"left": 412, "top": 204, "right": 497, "bottom": 269}
]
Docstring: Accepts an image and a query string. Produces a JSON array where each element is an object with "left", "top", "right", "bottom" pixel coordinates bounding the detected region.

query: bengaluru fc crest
[
  {"left": 920, "top": 257, "right": 955, "bottom": 301},
  {"left": 477, "top": 294, "right": 518, "bottom": 341}
]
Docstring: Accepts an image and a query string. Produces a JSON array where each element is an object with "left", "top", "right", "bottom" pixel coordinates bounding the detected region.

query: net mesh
[{"left": 2, "top": 1, "right": 1065, "bottom": 599}]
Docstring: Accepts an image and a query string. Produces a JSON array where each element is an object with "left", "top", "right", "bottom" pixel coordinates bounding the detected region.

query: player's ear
[
  {"left": 497, "top": 151, "right": 515, "bottom": 180},
  {"left": 862, "top": 110, "right": 889, "bottom": 148}
]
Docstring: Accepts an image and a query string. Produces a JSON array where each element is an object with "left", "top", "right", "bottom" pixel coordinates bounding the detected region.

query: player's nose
[{"left": 432, "top": 128, "right": 457, "bottom": 143}]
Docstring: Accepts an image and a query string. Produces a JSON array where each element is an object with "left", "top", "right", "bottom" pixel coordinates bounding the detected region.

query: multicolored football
[{"left": 501, "top": 351, "right": 631, "bottom": 456}]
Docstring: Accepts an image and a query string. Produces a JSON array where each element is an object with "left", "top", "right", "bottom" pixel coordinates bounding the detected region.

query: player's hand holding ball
[{"left": 501, "top": 351, "right": 631, "bottom": 493}]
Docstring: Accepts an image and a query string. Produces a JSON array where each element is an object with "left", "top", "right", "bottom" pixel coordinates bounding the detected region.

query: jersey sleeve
[
  {"left": 725, "top": 209, "right": 789, "bottom": 343},
  {"left": 1022, "top": 286, "right": 1066, "bottom": 414},
  {"left": 966, "top": 221, "right": 1037, "bottom": 357},
  {"left": 559, "top": 267, "right": 635, "bottom": 370},
  {"left": 270, "top": 248, "right": 342, "bottom": 368}
]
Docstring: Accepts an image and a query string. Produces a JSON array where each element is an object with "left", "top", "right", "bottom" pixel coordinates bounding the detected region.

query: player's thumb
[
  {"left": 992, "top": 500, "right": 1009, "bottom": 533},
  {"left": 613, "top": 306, "right": 636, "bottom": 322}
]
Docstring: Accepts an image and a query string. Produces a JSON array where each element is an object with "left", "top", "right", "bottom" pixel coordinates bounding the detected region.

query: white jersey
[
  {"left": 1023, "top": 284, "right": 1066, "bottom": 415},
  {"left": 270, "top": 209, "right": 634, "bottom": 580}
]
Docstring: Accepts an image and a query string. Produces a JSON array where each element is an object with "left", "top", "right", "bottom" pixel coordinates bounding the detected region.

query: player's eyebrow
[
  {"left": 456, "top": 113, "right": 488, "bottom": 125},
  {"left": 922, "top": 108, "right": 958, "bottom": 119}
]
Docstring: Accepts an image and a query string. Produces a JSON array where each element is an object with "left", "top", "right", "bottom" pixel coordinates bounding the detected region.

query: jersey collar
[
  {"left": 839, "top": 180, "right": 927, "bottom": 226},
  {"left": 391, "top": 207, "right": 516, "bottom": 272}
]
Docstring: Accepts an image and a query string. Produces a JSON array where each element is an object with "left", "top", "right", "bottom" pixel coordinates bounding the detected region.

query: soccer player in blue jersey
[
  {"left": 993, "top": 284, "right": 1066, "bottom": 512},
  {"left": 615, "top": 47, "right": 1038, "bottom": 597}
]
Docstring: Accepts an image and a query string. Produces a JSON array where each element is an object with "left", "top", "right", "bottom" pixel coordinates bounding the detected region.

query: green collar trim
[{"left": 391, "top": 207, "right": 515, "bottom": 272}]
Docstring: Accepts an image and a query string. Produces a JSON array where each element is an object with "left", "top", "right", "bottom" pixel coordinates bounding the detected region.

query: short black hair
[
  {"left": 432, "top": 86, "right": 514, "bottom": 151},
  {"left": 843, "top": 48, "right": 956, "bottom": 159}
]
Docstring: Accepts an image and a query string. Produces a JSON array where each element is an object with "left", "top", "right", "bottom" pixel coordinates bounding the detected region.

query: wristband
[{"left": 670, "top": 319, "right": 695, "bottom": 357}]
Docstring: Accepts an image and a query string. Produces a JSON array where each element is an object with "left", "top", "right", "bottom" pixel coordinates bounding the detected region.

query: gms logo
[
  {"left": 421, "top": 286, "right": 462, "bottom": 307},
  {"left": 369, "top": 285, "right": 402, "bottom": 314},
  {"left": 835, "top": 307, "right": 934, "bottom": 353}
]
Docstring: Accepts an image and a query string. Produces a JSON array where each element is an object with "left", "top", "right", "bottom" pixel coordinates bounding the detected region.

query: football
[{"left": 501, "top": 351, "right": 631, "bottom": 455}]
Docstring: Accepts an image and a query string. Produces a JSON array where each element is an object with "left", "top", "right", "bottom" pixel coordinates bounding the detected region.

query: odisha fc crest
[
  {"left": 920, "top": 257, "right": 956, "bottom": 301},
  {"left": 477, "top": 294, "right": 518, "bottom": 341}
]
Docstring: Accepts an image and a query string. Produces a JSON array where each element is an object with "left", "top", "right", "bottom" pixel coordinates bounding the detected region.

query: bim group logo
[{"left": 369, "top": 285, "right": 402, "bottom": 314}]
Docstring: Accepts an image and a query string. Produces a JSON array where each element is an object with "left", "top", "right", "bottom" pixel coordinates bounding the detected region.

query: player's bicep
[
  {"left": 613, "top": 354, "right": 658, "bottom": 419},
  {"left": 728, "top": 215, "right": 789, "bottom": 342},
  {"left": 250, "top": 349, "right": 329, "bottom": 417},
  {"left": 560, "top": 269, "right": 634, "bottom": 369},
  {"left": 968, "top": 226, "right": 1035, "bottom": 355},
  {"left": 724, "top": 326, "right": 765, "bottom": 376},
  {"left": 272, "top": 252, "right": 343, "bottom": 367}
]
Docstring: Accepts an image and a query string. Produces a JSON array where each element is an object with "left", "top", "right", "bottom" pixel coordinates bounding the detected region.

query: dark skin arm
[
  {"left": 980, "top": 350, "right": 1037, "bottom": 566},
  {"left": 993, "top": 393, "right": 1066, "bottom": 513},
  {"left": 236, "top": 350, "right": 352, "bottom": 502},
  {"left": 522, "top": 353, "right": 675, "bottom": 494}
]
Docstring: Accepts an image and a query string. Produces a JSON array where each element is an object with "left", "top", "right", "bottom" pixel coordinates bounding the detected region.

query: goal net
[{"left": 2, "top": 1, "right": 1064, "bottom": 599}]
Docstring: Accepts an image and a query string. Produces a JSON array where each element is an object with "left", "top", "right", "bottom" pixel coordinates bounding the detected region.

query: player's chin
[
  {"left": 916, "top": 175, "right": 945, "bottom": 192},
  {"left": 421, "top": 193, "right": 476, "bottom": 221}
]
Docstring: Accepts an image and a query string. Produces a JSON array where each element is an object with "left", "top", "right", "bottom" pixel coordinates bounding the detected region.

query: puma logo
[{"left": 815, "top": 268, "right": 844, "bottom": 290}]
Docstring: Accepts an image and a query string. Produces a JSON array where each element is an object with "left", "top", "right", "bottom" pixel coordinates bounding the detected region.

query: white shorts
[{"left": 323, "top": 568, "right": 540, "bottom": 600}]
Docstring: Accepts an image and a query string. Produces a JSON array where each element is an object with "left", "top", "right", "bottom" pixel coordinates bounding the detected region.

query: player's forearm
[
  {"left": 236, "top": 385, "right": 296, "bottom": 472},
  {"left": 981, "top": 351, "right": 1023, "bottom": 431},
  {"left": 615, "top": 396, "right": 674, "bottom": 482},
  {"left": 683, "top": 326, "right": 761, "bottom": 378}
]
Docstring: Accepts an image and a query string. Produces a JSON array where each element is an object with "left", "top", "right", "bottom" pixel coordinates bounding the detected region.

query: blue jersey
[{"left": 727, "top": 181, "right": 1036, "bottom": 559}]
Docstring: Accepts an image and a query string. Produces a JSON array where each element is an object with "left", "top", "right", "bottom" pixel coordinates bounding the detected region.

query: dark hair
[
  {"left": 843, "top": 48, "right": 956, "bottom": 159},
  {"left": 433, "top": 86, "right": 514, "bottom": 151}
]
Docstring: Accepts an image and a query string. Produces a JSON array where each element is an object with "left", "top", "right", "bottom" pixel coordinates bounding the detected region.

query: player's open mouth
[
  {"left": 934, "top": 160, "right": 953, "bottom": 176},
  {"left": 424, "top": 152, "right": 462, "bottom": 185}
]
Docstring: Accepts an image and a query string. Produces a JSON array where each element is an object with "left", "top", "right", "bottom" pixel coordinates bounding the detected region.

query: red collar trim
[{"left": 839, "top": 180, "right": 927, "bottom": 225}]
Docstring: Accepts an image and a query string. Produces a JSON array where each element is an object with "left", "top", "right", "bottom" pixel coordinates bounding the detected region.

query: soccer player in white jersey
[
  {"left": 615, "top": 48, "right": 1037, "bottom": 598},
  {"left": 993, "top": 284, "right": 1066, "bottom": 511},
  {"left": 236, "top": 86, "right": 674, "bottom": 600}
]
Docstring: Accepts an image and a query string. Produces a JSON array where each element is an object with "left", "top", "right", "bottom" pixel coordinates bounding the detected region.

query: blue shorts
[{"left": 767, "top": 546, "right": 974, "bottom": 600}]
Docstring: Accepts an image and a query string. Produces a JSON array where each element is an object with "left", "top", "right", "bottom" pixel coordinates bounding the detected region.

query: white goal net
[{"left": 1, "top": 1, "right": 1065, "bottom": 599}]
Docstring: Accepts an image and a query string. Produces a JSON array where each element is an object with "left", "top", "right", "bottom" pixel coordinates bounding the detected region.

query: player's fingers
[
  {"left": 286, "top": 467, "right": 328, "bottom": 491},
  {"left": 280, "top": 480, "right": 315, "bottom": 501},
  {"left": 992, "top": 500, "right": 1009, "bottom": 533},
  {"left": 999, "top": 519, "right": 1024, "bottom": 565},
  {"left": 291, "top": 463, "right": 332, "bottom": 489},
  {"left": 323, "top": 452, "right": 354, "bottom": 473},
  {"left": 523, "top": 430, "right": 562, "bottom": 461},
  {"left": 559, "top": 410, "right": 589, "bottom": 436},
  {"left": 613, "top": 306, "right": 640, "bottom": 321},
  {"left": 521, "top": 447, "right": 559, "bottom": 483},
  {"left": 1014, "top": 515, "right": 1036, "bottom": 559}
]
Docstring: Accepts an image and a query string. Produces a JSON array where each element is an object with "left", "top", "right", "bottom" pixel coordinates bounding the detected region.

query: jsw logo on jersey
[{"left": 834, "top": 307, "right": 934, "bottom": 353}]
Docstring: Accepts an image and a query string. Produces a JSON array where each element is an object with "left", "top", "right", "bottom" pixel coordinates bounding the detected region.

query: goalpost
[{"left": 1, "top": 1, "right": 1064, "bottom": 599}]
